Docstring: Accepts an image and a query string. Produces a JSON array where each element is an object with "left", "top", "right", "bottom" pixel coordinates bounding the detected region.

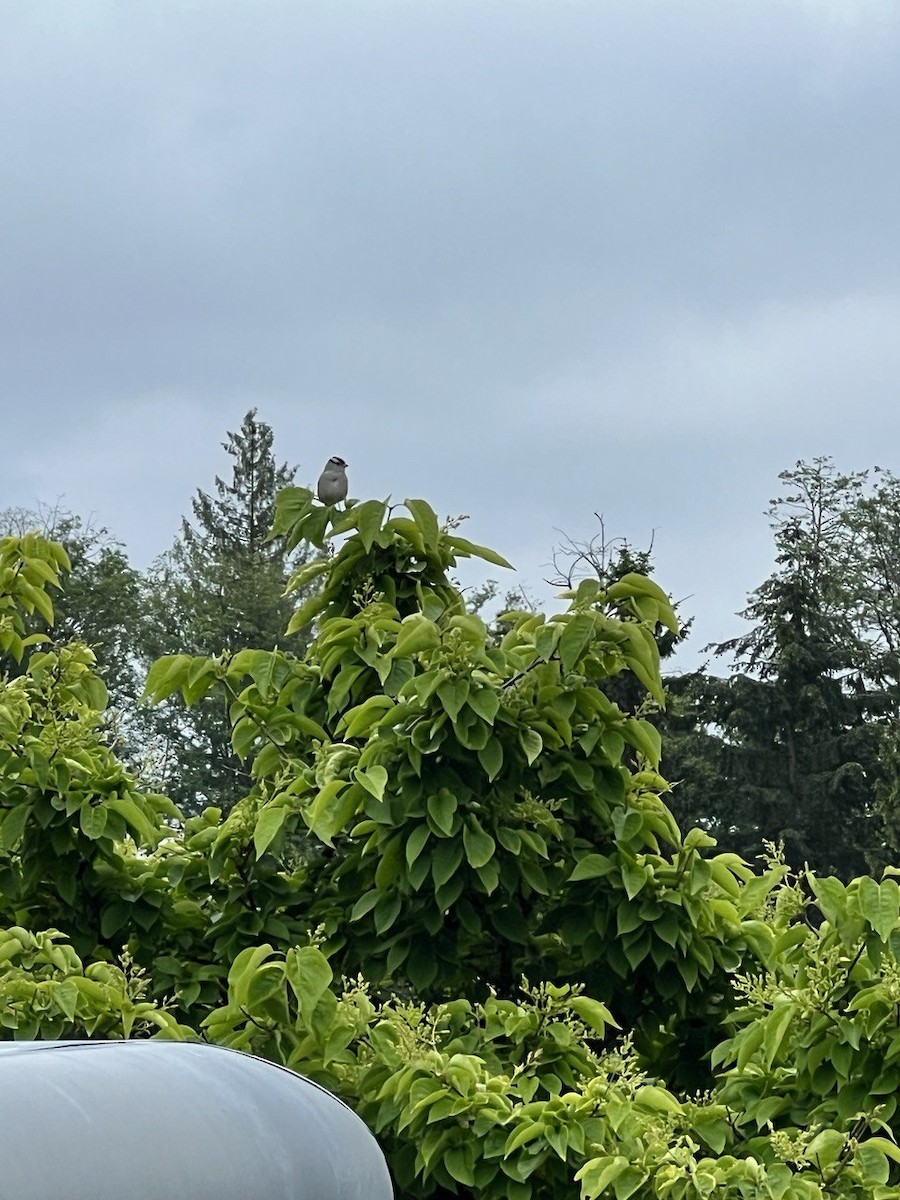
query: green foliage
[
  {"left": 0, "top": 508, "right": 145, "bottom": 733},
  {"left": 0, "top": 539, "right": 178, "bottom": 956},
  {"left": 140, "top": 409, "right": 314, "bottom": 813},
  {"left": 4, "top": 496, "right": 900, "bottom": 1199},
  {"left": 0, "top": 927, "right": 189, "bottom": 1040},
  {"left": 661, "top": 460, "right": 889, "bottom": 878},
  {"left": 151, "top": 494, "right": 754, "bottom": 1077},
  {"left": 0, "top": 530, "right": 69, "bottom": 664}
]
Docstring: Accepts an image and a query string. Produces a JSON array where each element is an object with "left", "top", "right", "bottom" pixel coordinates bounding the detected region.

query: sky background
[{"left": 3, "top": 1, "right": 900, "bottom": 669}]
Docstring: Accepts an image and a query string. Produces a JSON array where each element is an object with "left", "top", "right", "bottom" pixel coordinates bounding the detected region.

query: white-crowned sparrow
[{"left": 317, "top": 456, "right": 349, "bottom": 505}]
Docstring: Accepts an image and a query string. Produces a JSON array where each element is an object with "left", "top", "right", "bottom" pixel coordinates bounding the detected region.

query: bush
[{"left": 1, "top": 510, "right": 899, "bottom": 1199}]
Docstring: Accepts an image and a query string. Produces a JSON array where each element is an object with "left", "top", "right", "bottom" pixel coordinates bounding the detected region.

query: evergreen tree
[
  {"left": 841, "top": 467, "right": 900, "bottom": 861},
  {"left": 141, "top": 410, "right": 312, "bottom": 813},
  {"left": 662, "top": 461, "right": 887, "bottom": 877},
  {"left": 656, "top": 668, "right": 731, "bottom": 841}
]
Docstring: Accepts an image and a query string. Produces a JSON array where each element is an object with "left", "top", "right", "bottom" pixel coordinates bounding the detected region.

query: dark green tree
[
  {"left": 141, "top": 410, "right": 312, "bottom": 813},
  {"left": 662, "top": 460, "right": 887, "bottom": 878},
  {"left": 837, "top": 466, "right": 900, "bottom": 860},
  {"left": 655, "top": 668, "right": 731, "bottom": 841}
]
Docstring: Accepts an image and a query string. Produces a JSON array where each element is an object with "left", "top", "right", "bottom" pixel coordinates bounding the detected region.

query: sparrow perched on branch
[{"left": 317, "top": 456, "right": 349, "bottom": 505}]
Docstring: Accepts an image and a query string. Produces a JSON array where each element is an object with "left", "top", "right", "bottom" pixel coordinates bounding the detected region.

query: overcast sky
[{"left": 3, "top": 1, "right": 900, "bottom": 668}]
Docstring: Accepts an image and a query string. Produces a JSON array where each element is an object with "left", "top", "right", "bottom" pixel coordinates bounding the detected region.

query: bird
[{"left": 317, "top": 456, "right": 349, "bottom": 506}]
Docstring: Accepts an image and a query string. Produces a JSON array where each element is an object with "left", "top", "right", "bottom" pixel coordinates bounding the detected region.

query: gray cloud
[{"left": 3, "top": 1, "right": 900, "bottom": 666}]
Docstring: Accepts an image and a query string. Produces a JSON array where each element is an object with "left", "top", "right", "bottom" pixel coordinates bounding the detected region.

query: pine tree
[
  {"left": 663, "top": 461, "right": 887, "bottom": 878},
  {"left": 656, "top": 669, "right": 732, "bottom": 842},
  {"left": 141, "top": 410, "right": 312, "bottom": 813}
]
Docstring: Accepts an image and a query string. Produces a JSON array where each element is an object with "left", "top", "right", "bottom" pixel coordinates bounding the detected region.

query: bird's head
[{"left": 329, "top": 456, "right": 348, "bottom": 468}]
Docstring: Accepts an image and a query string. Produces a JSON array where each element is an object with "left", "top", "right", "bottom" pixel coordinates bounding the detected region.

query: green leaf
[
  {"left": 432, "top": 838, "right": 464, "bottom": 888},
  {"left": 535, "top": 621, "right": 562, "bottom": 660},
  {"left": 692, "top": 1112, "right": 729, "bottom": 1154},
  {"left": 518, "top": 857, "right": 547, "bottom": 894},
  {"left": 856, "top": 1143, "right": 890, "bottom": 1186},
  {"left": 811, "top": 875, "right": 849, "bottom": 926},
  {"left": 106, "top": 798, "right": 159, "bottom": 846},
  {"left": 272, "top": 485, "right": 314, "bottom": 538},
  {"left": 297, "top": 503, "right": 331, "bottom": 547},
  {"left": 860, "top": 876, "right": 900, "bottom": 942},
  {"left": 622, "top": 717, "right": 661, "bottom": 768},
  {"left": 284, "top": 557, "right": 330, "bottom": 595},
  {"left": 375, "top": 833, "right": 404, "bottom": 889},
  {"left": 445, "top": 535, "right": 514, "bottom": 570},
  {"left": 341, "top": 695, "right": 395, "bottom": 738},
  {"left": 613, "top": 1166, "right": 647, "bottom": 1200},
  {"left": 143, "top": 654, "right": 194, "bottom": 702},
  {"left": 306, "top": 780, "right": 357, "bottom": 845},
  {"left": 576, "top": 1157, "right": 630, "bottom": 1198},
  {"left": 504, "top": 1120, "right": 546, "bottom": 1155},
  {"left": 354, "top": 764, "right": 389, "bottom": 802},
  {"left": 286, "top": 945, "right": 333, "bottom": 1024},
  {"left": 101, "top": 901, "right": 133, "bottom": 939},
  {"left": 392, "top": 615, "right": 440, "bottom": 659},
  {"left": 478, "top": 737, "right": 503, "bottom": 780},
  {"left": 572, "top": 577, "right": 602, "bottom": 606},
  {"left": 490, "top": 906, "right": 529, "bottom": 943},
  {"left": 53, "top": 980, "right": 79, "bottom": 1022},
  {"left": 621, "top": 861, "right": 647, "bottom": 899},
  {"left": 467, "top": 686, "right": 499, "bottom": 725},
  {"left": 182, "top": 659, "right": 217, "bottom": 706},
  {"left": 633, "top": 1084, "right": 681, "bottom": 1114},
  {"left": 569, "top": 853, "right": 613, "bottom": 882},
  {"left": 286, "top": 592, "right": 328, "bottom": 634},
  {"left": 519, "top": 728, "right": 542, "bottom": 765},
  {"left": 389, "top": 518, "right": 426, "bottom": 555},
  {"left": 444, "top": 1144, "right": 475, "bottom": 1187},
  {"left": 247, "top": 651, "right": 286, "bottom": 699},
  {"left": 350, "top": 890, "right": 379, "bottom": 921},
  {"left": 569, "top": 995, "right": 617, "bottom": 1035},
  {"left": 463, "top": 817, "right": 495, "bottom": 869},
  {"left": 427, "top": 789, "right": 457, "bottom": 835},
  {"left": 79, "top": 803, "right": 108, "bottom": 841},
  {"left": 254, "top": 805, "right": 287, "bottom": 858},
  {"left": 22, "top": 556, "right": 61, "bottom": 588},
  {"left": 228, "top": 944, "right": 275, "bottom": 1006},
  {"left": 354, "top": 498, "right": 389, "bottom": 552},
  {"left": 84, "top": 675, "right": 109, "bottom": 712},
  {"left": 806, "top": 1129, "right": 846, "bottom": 1169},
  {"left": 0, "top": 804, "right": 31, "bottom": 850},
  {"left": 622, "top": 634, "right": 664, "bottom": 707},
  {"left": 764, "top": 1002, "right": 796, "bottom": 1067},
  {"left": 863, "top": 1137, "right": 900, "bottom": 1165},
  {"left": 21, "top": 580, "right": 54, "bottom": 625},
  {"left": 606, "top": 573, "right": 679, "bottom": 633},
  {"left": 404, "top": 499, "right": 440, "bottom": 549},
  {"left": 437, "top": 678, "right": 469, "bottom": 722},
  {"left": 231, "top": 716, "right": 259, "bottom": 759},
  {"left": 406, "top": 824, "right": 430, "bottom": 867},
  {"left": 559, "top": 612, "right": 596, "bottom": 672}
]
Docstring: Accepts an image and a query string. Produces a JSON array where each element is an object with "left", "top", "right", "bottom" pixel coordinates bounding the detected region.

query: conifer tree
[
  {"left": 141, "top": 410, "right": 312, "bottom": 813},
  {"left": 662, "top": 461, "right": 887, "bottom": 877}
]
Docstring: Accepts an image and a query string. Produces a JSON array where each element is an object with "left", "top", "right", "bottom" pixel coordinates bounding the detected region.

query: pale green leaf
[{"left": 254, "top": 805, "right": 287, "bottom": 858}]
